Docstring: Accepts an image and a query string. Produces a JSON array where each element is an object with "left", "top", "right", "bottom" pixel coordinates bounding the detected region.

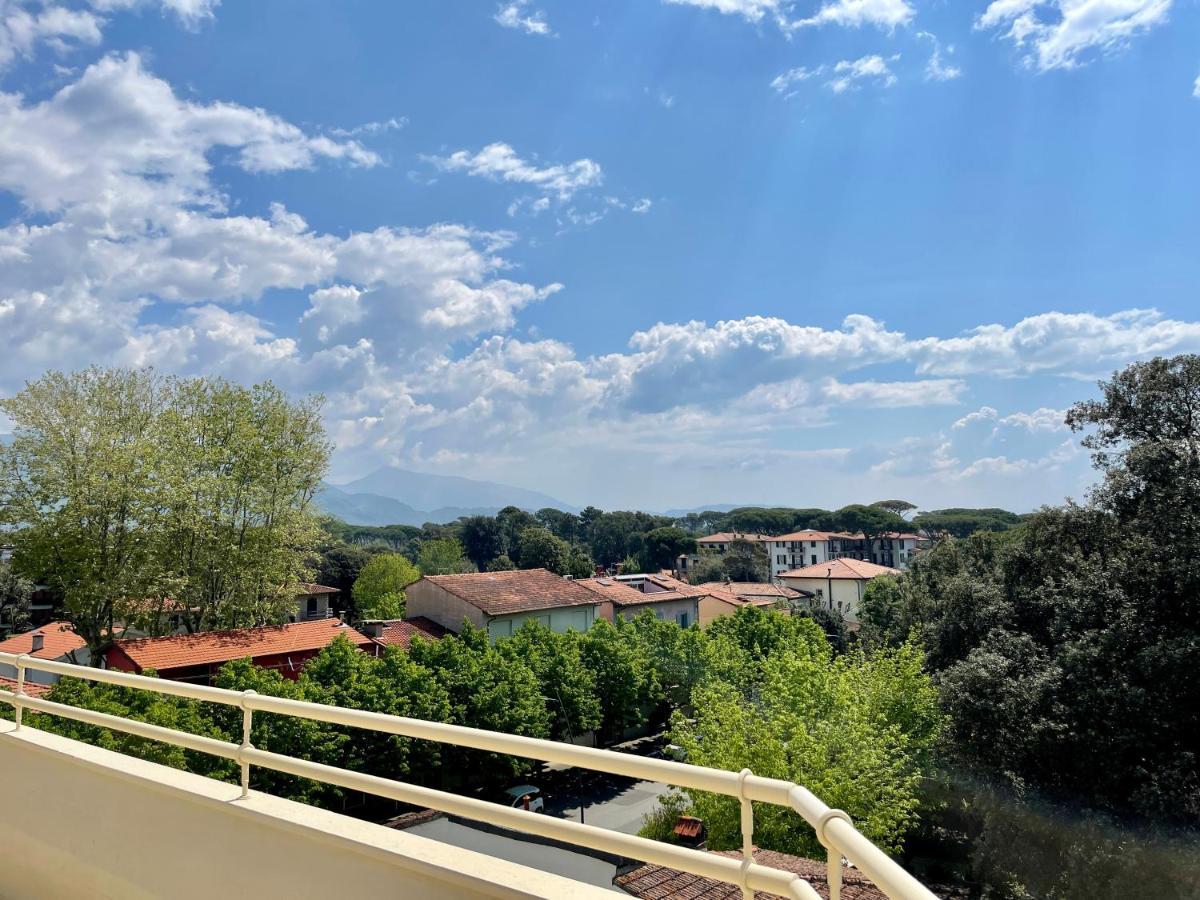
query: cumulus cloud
[
  {"left": 771, "top": 65, "right": 824, "bottom": 95},
  {"left": 494, "top": 0, "right": 551, "bottom": 36},
  {"left": 827, "top": 55, "right": 898, "bottom": 93},
  {"left": 664, "top": 0, "right": 912, "bottom": 31},
  {"left": 662, "top": 0, "right": 787, "bottom": 25},
  {"left": 975, "top": 0, "right": 1171, "bottom": 71},
  {"left": 427, "top": 142, "right": 602, "bottom": 200}
]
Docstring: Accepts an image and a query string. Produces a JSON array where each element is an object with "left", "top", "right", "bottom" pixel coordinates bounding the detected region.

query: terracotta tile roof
[
  {"left": 422, "top": 569, "right": 600, "bottom": 616},
  {"left": 371, "top": 617, "right": 449, "bottom": 650},
  {"left": 701, "top": 588, "right": 780, "bottom": 609},
  {"left": 673, "top": 816, "right": 704, "bottom": 840},
  {"left": 697, "top": 582, "right": 801, "bottom": 600},
  {"left": 0, "top": 675, "right": 52, "bottom": 698},
  {"left": 771, "top": 530, "right": 838, "bottom": 542},
  {"left": 615, "top": 848, "right": 892, "bottom": 900},
  {"left": 111, "top": 619, "right": 375, "bottom": 672},
  {"left": 697, "top": 533, "right": 773, "bottom": 544},
  {"left": 296, "top": 583, "right": 340, "bottom": 595},
  {"left": 779, "top": 559, "right": 899, "bottom": 581},
  {"left": 578, "top": 575, "right": 706, "bottom": 608},
  {"left": 0, "top": 622, "right": 86, "bottom": 660}
]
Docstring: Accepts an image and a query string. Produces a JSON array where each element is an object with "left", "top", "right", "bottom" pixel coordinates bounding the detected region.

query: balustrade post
[{"left": 240, "top": 689, "right": 257, "bottom": 798}]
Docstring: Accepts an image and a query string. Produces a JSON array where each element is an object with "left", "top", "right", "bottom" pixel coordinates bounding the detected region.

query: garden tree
[
  {"left": 619, "top": 554, "right": 642, "bottom": 574},
  {"left": 486, "top": 554, "right": 517, "bottom": 571},
  {"left": 726, "top": 507, "right": 795, "bottom": 535},
  {"left": 496, "top": 506, "right": 537, "bottom": 557},
  {"left": 703, "top": 606, "right": 829, "bottom": 692},
  {"left": 671, "top": 640, "right": 940, "bottom": 859},
  {"left": 0, "top": 368, "right": 175, "bottom": 661},
  {"left": 314, "top": 540, "right": 375, "bottom": 598},
  {"left": 579, "top": 617, "right": 658, "bottom": 740},
  {"left": 515, "top": 526, "right": 570, "bottom": 574},
  {"left": 459, "top": 516, "right": 504, "bottom": 569},
  {"left": 153, "top": 378, "right": 330, "bottom": 632},
  {"left": 416, "top": 537, "right": 473, "bottom": 575},
  {"left": 407, "top": 624, "right": 551, "bottom": 780},
  {"left": 323, "top": 520, "right": 423, "bottom": 556},
  {"left": 871, "top": 500, "right": 917, "bottom": 519},
  {"left": 624, "top": 612, "right": 707, "bottom": 709},
  {"left": 721, "top": 538, "right": 770, "bottom": 582},
  {"left": 0, "top": 562, "right": 33, "bottom": 634},
  {"left": 566, "top": 545, "right": 596, "bottom": 579},
  {"left": 497, "top": 622, "right": 601, "bottom": 741},
  {"left": 351, "top": 553, "right": 420, "bottom": 620},
  {"left": 535, "top": 507, "right": 579, "bottom": 543},
  {"left": 910, "top": 508, "right": 1022, "bottom": 539},
  {"left": 301, "top": 637, "right": 452, "bottom": 781},
  {"left": 686, "top": 553, "right": 729, "bottom": 585},
  {"left": 589, "top": 510, "right": 673, "bottom": 567},
  {"left": 638, "top": 527, "right": 697, "bottom": 572}
]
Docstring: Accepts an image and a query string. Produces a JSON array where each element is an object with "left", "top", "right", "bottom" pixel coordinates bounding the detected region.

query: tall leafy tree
[
  {"left": 0, "top": 561, "right": 33, "bottom": 634},
  {"left": 416, "top": 537, "right": 473, "bottom": 575},
  {"left": 498, "top": 622, "right": 601, "bottom": 740},
  {"left": 1, "top": 368, "right": 173, "bottom": 660},
  {"left": 459, "top": 516, "right": 503, "bottom": 569},
  {"left": 516, "top": 526, "right": 571, "bottom": 574},
  {"left": 351, "top": 553, "right": 420, "bottom": 619}
]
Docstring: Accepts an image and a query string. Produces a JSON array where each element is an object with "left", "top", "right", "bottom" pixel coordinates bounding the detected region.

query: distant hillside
[
  {"left": 316, "top": 466, "right": 576, "bottom": 526},
  {"left": 336, "top": 466, "right": 575, "bottom": 514}
]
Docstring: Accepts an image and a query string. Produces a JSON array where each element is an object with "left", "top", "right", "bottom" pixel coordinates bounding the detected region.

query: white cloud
[
  {"left": 632, "top": 198, "right": 653, "bottom": 214},
  {"left": 0, "top": 1, "right": 103, "bottom": 69},
  {"left": 1193, "top": 72, "right": 1200, "bottom": 98},
  {"left": 328, "top": 117, "right": 406, "bottom": 138},
  {"left": 792, "top": 0, "right": 914, "bottom": 30},
  {"left": 827, "top": 54, "right": 898, "bottom": 93},
  {"left": 494, "top": 0, "right": 551, "bottom": 36},
  {"left": 999, "top": 407, "right": 1068, "bottom": 432},
  {"left": 976, "top": 0, "right": 1172, "bottom": 71},
  {"left": 662, "top": 0, "right": 787, "bottom": 25},
  {"left": 953, "top": 406, "right": 998, "bottom": 429},
  {"left": 918, "top": 31, "right": 962, "bottom": 81},
  {"left": 771, "top": 65, "right": 825, "bottom": 94},
  {"left": 427, "top": 142, "right": 602, "bottom": 200}
]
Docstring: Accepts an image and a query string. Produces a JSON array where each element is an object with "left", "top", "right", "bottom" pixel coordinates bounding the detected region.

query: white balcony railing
[{"left": 0, "top": 648, "right": 937, "bottom": 900}]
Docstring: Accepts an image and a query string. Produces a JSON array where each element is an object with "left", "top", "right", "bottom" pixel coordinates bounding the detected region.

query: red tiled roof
[
  {"left": 696, "top": 582, "right": 801, "bottom": 600},
  {"left": 779, "top": 559, "right": 899, "bottom": 581},
  {"left": 701, "top": 587, "right": 779, "bottom": 609},
  {"left": 0, "top": 675, "right": 51, "bottom": 698},
  {"left": 0, "top": 622, "right": 86, "bottom": 660},
  {"left": 673, "top": 816, "right": 704, "bottom": 840},
  {"left": 296, "top": 583, "right": 339, "bottom": 595},
  {"left": 422, "top": 569, "right": 600, "bottom": 616},
  {"left": 577, "top": 575, "right": 705, "bottom": 608},
  {"left": 697, "top": 533, "right": 773, "bottom": 544},
  {"left": 372, "top": 617, "right": 449, "bottom": 650},
  {"left": 615, "top": 848, "right": 893, "bottom": 900},
  {"left": 771, "top": 530, "right": 839, "bottom": 542},
  {"left": 111, "top": 619, "right": 375, "bottom": 672}
]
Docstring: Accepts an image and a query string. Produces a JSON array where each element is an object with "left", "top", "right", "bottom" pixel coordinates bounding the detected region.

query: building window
[
  {"left": 810, "top": 541, "right": 816, "bottom": 548},
  {"left": 677, "top": 611, "right": 690, "bottom": 628},
  {"left": 776, "top": 554, "right": 786, "bottom": 564},
  {"left": 811, "top": 555, "right": 817, "bottom": 565}
]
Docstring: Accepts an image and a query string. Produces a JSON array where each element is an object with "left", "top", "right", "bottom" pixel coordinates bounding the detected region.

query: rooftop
[
  {"left": 369, "top": 617, "right": 450, "bottom": 651},
  {"left": 696, "top": 533, "right": 773, "bottom": 544},
  {"left": 110, "top": 618, "right": 375, "bottom": 672},
  {"left": 422, "top": 568, "right": 600, "bottom": 616},
  {"left": 296, "top": 583, "right": 340, "bottom": 595},
  {"left": 579, "top": 574, "right": 707, "bottom": 607},
  {"left": 697, "top": 582, "right": 802, "bottom": 600},
  {"left": 780, "top": 559, "right": 900, "bottom": 581},
  {"left": 0, "top": 675, "right": 50, "bottom": 698},
  {"left": 0, "top": 622, "right": 86, "bottom": 660},
  {"left": 617, "top": 848, "right": 892, "bottom": 900}
]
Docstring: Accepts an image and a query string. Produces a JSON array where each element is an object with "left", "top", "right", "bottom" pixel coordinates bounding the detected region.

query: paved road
[{"left": 545, "top": 772, "right": 670, "bottom": 835}]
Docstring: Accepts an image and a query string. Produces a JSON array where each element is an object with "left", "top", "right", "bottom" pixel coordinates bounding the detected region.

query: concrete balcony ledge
[{"left": 0, "top": 721, "right": 613, "bottom": 900}]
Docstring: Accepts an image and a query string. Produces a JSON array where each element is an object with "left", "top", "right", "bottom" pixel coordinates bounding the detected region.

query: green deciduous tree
[
  {"left": 515, "top": 526, "right": 571, "bottom": 574},
  {"left": 498, "top": 622, "right": 601, "bottom": 740},
  {"left": 351, "top": 553, "right": 420, "bottom": 619},
  {"left": 416, "top": 538, "right": 473, "bottom": 575},
  {"left": 459, "top": 516, "right": 504, "bottom": 570},
  {"left": 0, "top": 561, "right": 33, "bottom": 634}
]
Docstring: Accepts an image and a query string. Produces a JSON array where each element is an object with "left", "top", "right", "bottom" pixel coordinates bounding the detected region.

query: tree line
[{"left": 856, "top": 355, "right": 1200, "bottom": 898}]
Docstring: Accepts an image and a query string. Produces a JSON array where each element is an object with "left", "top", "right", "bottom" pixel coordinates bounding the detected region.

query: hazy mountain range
[{"left": 317, "top": 466, "right": 578, "bottom": 526}]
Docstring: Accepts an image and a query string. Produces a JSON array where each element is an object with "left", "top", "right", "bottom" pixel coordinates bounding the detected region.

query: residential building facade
[
  {"left": 577, "top": 573, "right": 703, "bottom": 628},
  {"left": 778, "top": 558, "right": 900, "bottom": 624},
  {"left": 404, "top": 569, "right": 601, "bottom": 641}
]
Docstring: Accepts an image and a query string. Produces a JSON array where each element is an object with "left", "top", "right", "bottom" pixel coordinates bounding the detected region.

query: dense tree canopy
[
  {"left": 351, "top": 553, "right": 420, "bottom": 620},
  {"left": 0, "top": 369, "right": 329, "bottom": 658}
]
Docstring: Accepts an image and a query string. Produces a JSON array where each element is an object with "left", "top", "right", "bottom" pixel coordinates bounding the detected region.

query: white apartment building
[{"left": 681, "top": 530, "right": 924, "bottom": 580}]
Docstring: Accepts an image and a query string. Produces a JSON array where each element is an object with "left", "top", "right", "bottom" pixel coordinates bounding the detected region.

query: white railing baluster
[
  {"left": 14, "top": 653, "right": 28, "bottom": 730},
  {"left": 240, "top": 689, "right": 256, "bottom": 799},
  {"left": 737, "top": 767, "right": 754, "bottom": 900},
  {"left": 0, "top": 649, "right": 937, "bottom": 900}
]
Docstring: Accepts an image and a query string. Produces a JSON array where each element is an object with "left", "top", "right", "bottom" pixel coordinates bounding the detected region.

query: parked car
[
  {"left": 504, "top": 784, "right": 545, "bottom": 813},
  {"left": 663, "top": 743, "right": 688, "bottom": 762}
]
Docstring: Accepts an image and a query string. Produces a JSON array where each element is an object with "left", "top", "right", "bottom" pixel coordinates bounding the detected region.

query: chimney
[
  {"left": 31, "top": 632, "right": 44, "bottom": 653},
  {"left": 363, "top": 621, "right": 384, "bottom": 638}
]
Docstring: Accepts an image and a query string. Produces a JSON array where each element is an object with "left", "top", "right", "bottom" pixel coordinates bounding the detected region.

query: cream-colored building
[
  {"left": 778, "top": 558, "right": 899, "bottom": 624},
  {"left": 405, "top": 568, "right": 600, "bottom": 640},
  {"left": 576, "top": 573, "right": 704, "bottom": 628}
]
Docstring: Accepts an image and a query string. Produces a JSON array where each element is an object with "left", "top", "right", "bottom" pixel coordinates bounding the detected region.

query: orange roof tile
[
  {"left": 615, "top": 848, "right": 896, "bottom": 900},
  {"left": 111, "top": 619, "right": 374, "bottom": 672},
  {"left": 696, "top": 582, "right": 801, "bottom": 600},
  {"left": 0, "top": 622, "right": 86, "bottom": 660},
  {"left": 577, "top": 575, "right": 705, "bottom": 608},
  {"left": 296, "top": 583, "right": 340, "bottom": 595},
  {"left": 0, "top": 675, "right": 52, "bottom": 698},
  {"left": 696, "top": 532, "right": 773, "bottom": 544},
  {"left": 371, "top": 617, "right": 449, "bottom": 650},
  {"left": 779, "top": 558, "right": 899, "bottom": 580},
  {"left": 423, "top": 569, "right": 600, "bottom": 616}
]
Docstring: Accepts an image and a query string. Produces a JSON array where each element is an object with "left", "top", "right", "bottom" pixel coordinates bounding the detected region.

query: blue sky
[{"left": 2, "top": 0, "right": 1200, "bottom": 512}]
